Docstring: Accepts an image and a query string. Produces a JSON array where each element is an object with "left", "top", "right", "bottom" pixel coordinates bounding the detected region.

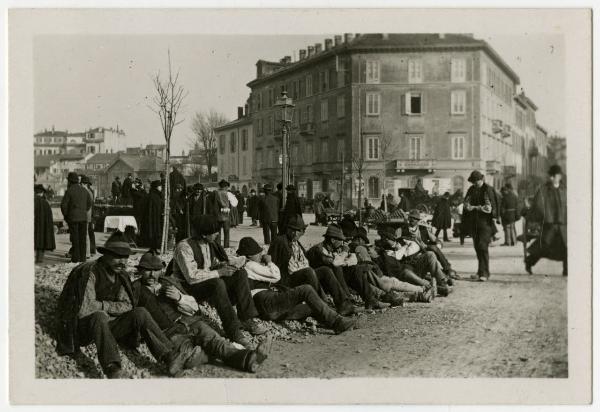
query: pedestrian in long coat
[
  {"left": 131, "top": 179, "right": 147, "bottom": 229},
  {"left": 463, "top": 171, "right": 499, "bottom": 281},
  {"left": 228, "top": 189, "right": 239, "bottom": 228},
  {"left": 247, "top": 189, "right": 259, "bottom": 226},
  {"left": 500, "top": 183, "right": 519, "bottom": 246},
  {"left": 170, "top": 184, "right": 188, "bottom": 243},
  {"left": 144, "top": 180, "right": 164, "bottom": 252},
  {"left": 235, "top": 190, "right": 245, "bottom": 223},
  {"left": 525, "top": 165, "right": 567, "bottom": 276},
  {"left": 280, "top": 185, "right": 303, "bottom": 233},
  {"left": 34, "top": 184, "right": 55, "bottom": 263},
  {"left": 169, "top": 166, "right": 187, "bottom": 198},
  {"left": 121, "top": 173, "right": 133, "bottom": 205},
  {"left": 61, "top": 172, "right": 92, "bottom": 263},
  {"left": 259, "top": 184, "right": 280, "bottom": 245},
  {"left": 81, "top": 175, "right": 97, "bottom": 256},
  {"left": 432, "top": 192, "right": 452, "bottom": 242},
  {"left": 111, "top": 177, "right": 122, "bottom": 205}
]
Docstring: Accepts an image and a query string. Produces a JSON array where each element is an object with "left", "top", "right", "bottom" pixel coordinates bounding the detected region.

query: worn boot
[
  {"left": 332, "top": 316, "right": 358, "bottom": 334},
  {"left": 437, "top": 279, "right": 453, "bottom": 297},
  {"left": 241, "top": 318, "right": 268, "bottom": 335},
  {"left": 336, "top": 300, "right": 357, "bottom": 316},
  {"left": 104, "top": 362, "right": 128, "bottom": 379},
  {"left": 380, "top": 291, "right": 405, "bottom": 307}
]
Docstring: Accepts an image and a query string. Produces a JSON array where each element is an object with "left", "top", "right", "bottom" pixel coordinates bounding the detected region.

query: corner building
[{"left": 248, "top": 33, "right": 541, "bottom": 205}]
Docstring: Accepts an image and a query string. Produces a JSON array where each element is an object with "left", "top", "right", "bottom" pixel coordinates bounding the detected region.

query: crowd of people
[{"left": 33, "top": 165, "right": 567, "bottom": 378}]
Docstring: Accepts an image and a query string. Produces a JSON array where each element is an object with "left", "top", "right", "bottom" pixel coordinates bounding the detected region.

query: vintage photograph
[{"left": 8, "top": 7, "right": 592, "bottom": 405}]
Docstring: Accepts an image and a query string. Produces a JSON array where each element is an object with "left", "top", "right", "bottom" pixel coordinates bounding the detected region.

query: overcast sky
[{"left": 34, "top": 33, "right": 564, "bottom": 155}]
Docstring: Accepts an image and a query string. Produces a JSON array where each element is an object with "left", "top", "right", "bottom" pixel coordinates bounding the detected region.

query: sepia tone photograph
[{"left": 7, "top": 7, "right": 592, "bottom": 405}]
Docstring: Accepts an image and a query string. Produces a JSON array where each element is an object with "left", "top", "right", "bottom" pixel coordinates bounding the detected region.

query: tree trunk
[{"left": 161, "top": 147, "right": 171, "bottom": 254}]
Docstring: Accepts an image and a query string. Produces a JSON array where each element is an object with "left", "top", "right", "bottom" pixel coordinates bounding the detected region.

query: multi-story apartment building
[
  {"left": 247, "top": 33, "right": 548, "bottom": 204},
  {"left": 34, "top": 126, "right": 127, "bottom": 155},
  {"left": 214, "top": 107, "right": 254, "bottom": 193}
]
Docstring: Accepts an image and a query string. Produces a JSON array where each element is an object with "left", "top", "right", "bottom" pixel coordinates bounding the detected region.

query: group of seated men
[{"left": 55, "top": 209, "right": 457, "bottom": 379}]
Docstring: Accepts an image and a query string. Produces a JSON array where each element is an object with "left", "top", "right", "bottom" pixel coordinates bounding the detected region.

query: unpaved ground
[{"left": 35, "top": 215, "right": 567, "bottom": 378}]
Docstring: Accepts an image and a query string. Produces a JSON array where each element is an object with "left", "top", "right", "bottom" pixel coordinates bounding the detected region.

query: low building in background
[
  {"left": 33, "top": 152, "right": 92, "bottom": 195},
  {"left": 34, "top": 125, "right": 126, "bottom": 155}
]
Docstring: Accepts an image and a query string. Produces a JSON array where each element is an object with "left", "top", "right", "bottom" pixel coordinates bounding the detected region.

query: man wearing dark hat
[
  {"left": 247, "top": 188, "right": 259, "bottom": 226},
  {"left": 133, "top": 251, "right": 273, "bottom": 373},
  {"left": 268, "top": 216, "right": 356, "bottom": 316},
  {"left": 463, "top": 170, "right": 500, "bottom": 281},
  {"left": 61, "top": 171, "right": 93, "bottom": 263},
  {"left": 525, "top": 165, "right": 567, "bottom": 276},
  {"left": 188, "top": 183, "right": 207, "bottom": 223},
  {"left": 170, "top": 183, "right": 188, "bottom": 243},
  {"left": 81, "top": 175, "right": 97, "bottom": 257},
  {"left": 432, "top": 192, "right": 452, "bottom": 242},
  {"left": 55, "top": 232, "right": 200, "bottom": 378},
  {"left": 142, "top": 180, "right": 164, "bottom": 252},
  {"left": 111, "top": 176, "right": 121, "bottom": 205},
  {"left": 500, "top": 183, "right": 519, "bottom": 246},
  {"left": 169, "top": 165, "right": 187, "bottom": 200},
  {"left": 306, "top": 224, "right": 391, "bottom": 310},
  {"left": 258, "top": 183, "right": 281, "bottom": 245},
  {"left": 280, "top": 184, "right": 303, "bottom": 233},
  {"left": 34, "top": 184, "right": 55, "bottom": 264},
  {"left": 169, "top": 215, "right": 267, "bottom": 348},
  {"left": 131, "top": 177, "right": 147, "bottom": 230},
  {"left": 211, "top": 179, "right": 232, "bottom": 248},
  {"left": 237, "top": 237, "right": 358, "bottom": 334}
]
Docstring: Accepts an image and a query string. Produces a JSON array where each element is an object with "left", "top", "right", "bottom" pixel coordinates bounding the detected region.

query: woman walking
[
  {"left": 432, "top": 192, "right": 452, "bottom": 242},
  {"left": 34, "top": 184, "right": 56, "bottom": 263}
]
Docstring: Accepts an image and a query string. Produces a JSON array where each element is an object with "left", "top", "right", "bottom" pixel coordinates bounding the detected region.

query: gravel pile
[{"left": 35, "top": 254, "right": 319, "bottom": 379}]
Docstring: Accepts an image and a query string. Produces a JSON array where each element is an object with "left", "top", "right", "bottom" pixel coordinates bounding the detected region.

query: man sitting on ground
[
  {"left": 306, "top": 224, "right": 391, "bottom": 310},
  {"left": 268, "top": 215, "right": 357, "bottom": 316},
  {"left": 55, "top": 231, "right": 200, "bottom": 379},
  {"left": 168, "top": 215, "right": 267, "bottom": 348},
  {"left": 133, "top": 251, "right": 272, "bottom": 373},
  {"left": 237, "top": 237, "right": 357, "bottom": 334}
]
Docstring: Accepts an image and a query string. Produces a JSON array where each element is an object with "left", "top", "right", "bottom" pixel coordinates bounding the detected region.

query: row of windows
[
  {"left": 221, "top": 156, "right": 249, "bottom": 177},
  {"left": 481, "top": 62, "right": 513, "bottom": 105},
  {"left": 364, "top": 134, "right": 465, "bottom": 160},
  {"left": 366, "top": 58, "right": 467, "bottom": 84},
  {"left": 364, "top": 90, "right": 467, "bottom": 116},
  {"left": 219, "top": 129, "right": 250, "bottom": 155}
]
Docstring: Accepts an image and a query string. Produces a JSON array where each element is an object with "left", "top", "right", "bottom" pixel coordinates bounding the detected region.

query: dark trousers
[
  {"left": 261, "top": 221, "right": 278, "bottom": 245},
  {"left": 435, "top": 228, "right": 450, "bottom": 241},
  {"left": 525, "top": 224, "right": 567, "bottom": 274},
  {"left": 286, "top": 266, "right": 349, "bottom": 308},
  {"left": 426, "top": 244, "right": 451, "bottom": 273},
  {"left": 68, "top": 221, "right": 88, "bottom": 263},
  {"left": 253, "top": 285, "right": 339, "bottom": 326},
  {"left": 88, "top": 222, "right": 96, "bottom": 255},
  {"left": 184, "top": 269, "right": 259, "bottom": 338},
  {"left": 334, "top": 265, "right": 377, "bottom": 305},
  {"left": 473, "top": 223, "right": 493, "bottom": 277},
  {"left": 216, "top": 220, "right": 230, "bottom": 248},
  {"left": 77, "top": 308, "right": 173, "bottom": 372}
]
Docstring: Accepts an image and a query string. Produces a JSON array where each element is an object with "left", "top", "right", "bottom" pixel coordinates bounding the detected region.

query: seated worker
[
  {"left": 351, "top": 227, "right": 433, "bottom": 303},
  {"left": 268, "top": 215, "right": 357, "bottom": 316},
  {"left": 168, "top": 215, "right": 267, "bottom": 348},
  {"left": 306, "top": 224, "right": 391, "bottom": 310},
  {"left": 403, "top": 210, "right": 459, "bottom": 284},
  {"left": 237, "top": 237, "right": 357, "bottom": 334},
  {"left": 133, "top": 251, "right": 272, "bottom": 373},
  {"left": 391, "top": 220, "right": 453, "bottom": 297},
  {"left": 55, "top": 231, "right": 200, "bottom": 379}
]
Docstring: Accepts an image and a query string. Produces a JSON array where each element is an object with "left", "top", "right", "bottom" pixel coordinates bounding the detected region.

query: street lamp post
[{"left": 275, "top": 91, "right": 295, "bottom": 209}]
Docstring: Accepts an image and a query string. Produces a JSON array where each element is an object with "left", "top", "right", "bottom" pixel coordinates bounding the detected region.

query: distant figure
[
  {"left": 259, "top": 184, "right": 280, "bottom": 245},
  {"left": 111, "top": 176, "right": 122, "bottom": 205},
  {"left": 235, "top": 189, "right": 245, "bottom": 223},
  {"left": 500, "top": 183, "right": 519, "bottom": 246},
  {"left": 214, "top": 179, "right": 232, "bottom": 248},
  {"left": 81, "top": 175, "right": 97, "bottom": 257},
  {"left": 432, "top": 192, "right": 452, "bottom": 242},
  {"left": 144, "top": 180, "right": 164, "bottom": 253},
  {"left": 121, "top": 173, "right": 133, "bottom": 205},
  {"left": 228, "top": 188, "right": 239, "bottom": 228},
  {"left": 398, "top": 192, "right": 411, "bottom": 212},
  {"left": 280, "top": 184, "right": 303, "bottom": 233},
  {"left": 169, "top": 166, "right": 187, "bottom": 198},
  {"left": 247, "top": 189, "right": 259, "bottom": 226},
  {"left": 170, "top": 183, "right": 188, "bottom": 243},
  {"left": 34, "top": 184, "right": 55, "bottom": 264},
  {"left": 61, "top": 172, "right": 92, "bottom": 263},
  {"left": 525, "top": 165, "right": 567, "bottom": 276},
  {"left": 131, "top": 178, "right": 147, "bottom": 228},
  {"left": 188, "top": 183, "right": 207, "bottom": 224}
]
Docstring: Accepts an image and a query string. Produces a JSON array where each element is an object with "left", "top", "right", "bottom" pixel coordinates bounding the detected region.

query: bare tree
[
  {"left": 190, "top": 109, "right": 229, "bottom": 179},
  {"left": 149, "top": 50, "right": 187, "bottom": 254},
  {"left": 351, "top": 150, "right": 366, "bottom": 224},
  {"left": 378, "top": 129, "right": 396, "bottom": 212}
]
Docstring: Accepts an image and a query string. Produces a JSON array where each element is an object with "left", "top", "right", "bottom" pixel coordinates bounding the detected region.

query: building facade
[
  {"left": 214, "top": 109, "right": 254, "bottom": 194},
  {"left": 34, "top": 126, "right": 127, "bottom": 155},
  {"left": 247, "top": 33, "right": 549, "bottom": 204}
]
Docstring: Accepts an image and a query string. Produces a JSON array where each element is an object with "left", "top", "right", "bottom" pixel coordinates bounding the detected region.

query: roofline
[
  {"left": 246, "top": 39, "right": 520, "bottom": 87},
  {"left": 536, "top": 124, "right": 548, "bottom": 134},
  {"left": 213, "top": 117, "right": 252, "bottom": 132}
]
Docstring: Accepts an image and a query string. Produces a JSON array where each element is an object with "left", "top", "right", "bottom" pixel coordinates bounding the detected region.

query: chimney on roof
[
  {"left": 344, "top": 33, "right": 354, "bottom": 43},
  {"left": 314, "top": 43, "right": 322, "bottom": 54},
  {"left": 244, "top": 103, "right": 249, "bottom": 116},
  {"left": 382, "top": 33, "right": 389, "bottom": 40},
  {"left": 299, "top": 49, "right": 307, "bottom": 60},
  {"left": 237, "top": 106, "right": 244, "bottom": 119},
  {"left": 283, "top": 55, "right": 291, "bottom": 64},
  {"left": 324, "top": 39, "right": 333, "bottom": 51},
  {"left": 334, "top": 35, "right": 342, "bottom": 46},
  {"left": 307, "top": 45, "right": 315, "bottom": 57}
]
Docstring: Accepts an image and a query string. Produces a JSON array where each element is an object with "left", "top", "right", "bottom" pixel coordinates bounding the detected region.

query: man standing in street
[
  {"left": 247, "top": 189, "right": 259, "bottom": 227},
  {"left": 525, "top": 165, "right": 567, "bottom": 276},
  {"left": 61, "top": 172, "right": 92, "bottom": 263},
  {"left": 213, "top": 179, "right": 232, "bottom": 248},
  {"left": 259, "top": 184, "right": 280, "bottom": 245},
  {"left": 111, "top": 176, "right": 121, "bottom": 205},
  {"left": 500, "top": 183, "right": 519, "bottom": 246},
  {"left": 81, "top": 175, "right": 96, "bottom": 258},
  {"left": 121, "top": 173, "right": 133, "bottom": 206},
  {"left": 463, "top": 170, "right": 499, "bottom": 281}
]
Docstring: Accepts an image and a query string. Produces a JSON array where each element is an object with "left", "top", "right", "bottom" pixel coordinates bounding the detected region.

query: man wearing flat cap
[
  {"left": 463, "top": 170, "right": 500, "bottom": 281},
  {"left": 306, "top": 224, "right": 391, "bottom": 311},
  {"left": 168, "top": 215, "right": 267, "bottom": 348},
  {"left": 524, "top": 165, "right": 567, "bottom": 276},
  {"left": 133, "top": 251, "right": 273, "bottom": 373},
  {"left": 55, "top": 232, "right": 200, "bottom": 378}
]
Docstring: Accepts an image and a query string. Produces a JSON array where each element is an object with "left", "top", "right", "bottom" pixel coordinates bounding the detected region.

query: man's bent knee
[{"left": 89, "top": 311, "right": 110, "bottom": 325}]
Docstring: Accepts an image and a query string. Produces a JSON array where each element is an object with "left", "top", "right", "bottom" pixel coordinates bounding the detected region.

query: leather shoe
[
  {"left": 242, "top": 319, "right": 268, "bottom": 335},
  {"left": 333, "top": 316, "right": 357, "bottom": 334}
]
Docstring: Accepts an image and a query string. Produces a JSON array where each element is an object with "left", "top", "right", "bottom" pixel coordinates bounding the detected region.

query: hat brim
[{"left": 97, "top": 246, "right": 132, "bottom": 257}]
